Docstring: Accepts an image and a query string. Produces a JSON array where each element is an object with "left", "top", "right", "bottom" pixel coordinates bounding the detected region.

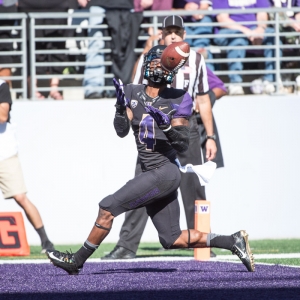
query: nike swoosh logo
[
  {"left": 159, "top": 106, "right": 168, "bottom": 110},
  {"left": 235, "top": 246, "right": 247, "bottom": 259},
  {"left": 48, "top": 252, "right": 64, "bottom": 262}
]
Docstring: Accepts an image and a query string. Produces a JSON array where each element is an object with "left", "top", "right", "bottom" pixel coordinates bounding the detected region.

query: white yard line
[
  {"left": 0, "top": 253, "right": 299, "bottom": 265},
  {"left": 216, "top": 253, "right": 300, "bottom": 260}
]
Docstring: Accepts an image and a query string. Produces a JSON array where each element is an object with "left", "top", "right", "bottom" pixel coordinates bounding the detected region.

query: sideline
[{"left": 1, "top": 253, "right": 300, "bottom": 267}]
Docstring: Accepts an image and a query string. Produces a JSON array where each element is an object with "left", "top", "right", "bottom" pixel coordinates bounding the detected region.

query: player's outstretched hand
[
  {"left": 113, "top": 78, "right": 129, "bottom": 108},
  {"left": 145, "top": 105, "right": 176, "bottom": 131}
]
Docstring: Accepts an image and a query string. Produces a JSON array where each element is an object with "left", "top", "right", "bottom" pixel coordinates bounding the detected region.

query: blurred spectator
[
  {"left": 80, "top": 0, "right": 143, "bottom": 99},
  {"left": 78, "top": 0, "right": 106, "bottom": 99},
  {"left": 18, "top": 0, "right": 70, "bottom": 100},
  {"left": 134, "top": 0, "right": 173, "bottom": 24},
  {"left": 105, "top": 2, "right": 143, "bottom": 86},
  {"left": 270, "top": 0, "right": 300, "bottom": 94},
  {"left": 134, "top": 0, "right": 173, "bottom": 40},
  {"left": 213, "top": 0, "right": 278, "bottom": 95},
  {"left": 0, "top": 0, "right": 18, "bottom": 88},
  {"left": 133, "top": 0, "right": 173, "bottom": 74},
  {"left": 173, "top": 0, "right": 214, "bottom": 71},
  {"left": 271, "top": 0, "right": 300, "bottom": 35},
  {"left": 134, "top": 0, "right": 173, "bottom": 12}
]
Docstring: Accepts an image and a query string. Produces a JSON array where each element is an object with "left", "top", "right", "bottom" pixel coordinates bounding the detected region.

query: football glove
[
  {"left": 144, "top": 105, "right": 176, "bottom": 131},
  {"left": 113, "top": 78, "right": 129, "bottom": 114}
]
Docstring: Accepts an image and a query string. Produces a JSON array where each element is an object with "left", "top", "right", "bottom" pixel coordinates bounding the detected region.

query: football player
[{"left": 46, "top": 45, "right": 254, "bottom": 275}]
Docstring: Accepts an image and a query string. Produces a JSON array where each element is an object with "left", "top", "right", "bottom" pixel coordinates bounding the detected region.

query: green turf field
[{"left": 1, "top": 239, "right": 299, "bottom": 266}]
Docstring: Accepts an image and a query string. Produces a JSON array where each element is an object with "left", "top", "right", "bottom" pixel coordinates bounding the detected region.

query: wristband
[
  {"left": 162, "top": 125, "right": 172, "bottom": 132},
  {"left": 206, "top": 134, "right": 216, "bottom": 141}
]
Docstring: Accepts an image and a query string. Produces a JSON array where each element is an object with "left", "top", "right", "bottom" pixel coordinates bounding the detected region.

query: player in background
[{"left": 46, "top": 45, "right": 254, "bottom": 275}]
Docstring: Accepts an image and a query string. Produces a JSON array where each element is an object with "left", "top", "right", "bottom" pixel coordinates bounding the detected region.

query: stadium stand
[{"left": 0, "top": 8, "right": 300, "bottom": 99}]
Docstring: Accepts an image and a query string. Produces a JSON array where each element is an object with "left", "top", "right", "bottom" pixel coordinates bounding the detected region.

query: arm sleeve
[
  {"left": 0, "top": 81, "right": 12, "bottom": 106},
  {"left": 113, "top": 111, "right": 130, "bottom": 138},
  {"left": 164, "top": 125, "right": 190, "bottom": 153},
  {"left": 0, "top": 80, "right": 12, "bottom": 123}
]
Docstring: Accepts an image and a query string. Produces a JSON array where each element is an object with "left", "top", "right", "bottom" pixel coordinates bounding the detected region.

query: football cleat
[
  {"left": 46, "top": 249, "right": 82, "bottom": 275},
  {"left": 101, "top": 246, "right": 136, "bottom": 260},
  {"left": 41, "top": 240, "right": 55, "bottom": 254},
  {"left": 231, "top": 230, "right": 255, "bottom": 272}
]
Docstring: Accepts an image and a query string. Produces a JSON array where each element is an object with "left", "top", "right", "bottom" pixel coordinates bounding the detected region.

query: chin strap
[{"left": 95, "top": 222, "right": 111, "bottom": 231}]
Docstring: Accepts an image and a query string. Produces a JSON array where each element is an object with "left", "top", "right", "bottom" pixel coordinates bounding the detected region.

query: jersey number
[{"left": 139, "top": 114, "right": 156, "bottom": 151}]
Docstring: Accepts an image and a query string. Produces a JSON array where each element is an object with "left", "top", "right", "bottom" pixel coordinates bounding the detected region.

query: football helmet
[{"left": 143, "top": 45, "right": 176, "bottom": 84}]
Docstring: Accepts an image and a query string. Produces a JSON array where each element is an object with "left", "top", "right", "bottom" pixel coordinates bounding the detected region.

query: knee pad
[{"left": 99, "top": 195, "right": 115, "bottom": 212}]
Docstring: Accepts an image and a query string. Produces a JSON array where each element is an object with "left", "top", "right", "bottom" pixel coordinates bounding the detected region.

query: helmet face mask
[{"left": 143, "top": 45, "right": 176, "bottom": 84}]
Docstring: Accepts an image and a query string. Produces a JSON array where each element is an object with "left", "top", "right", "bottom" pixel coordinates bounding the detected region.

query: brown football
[{"left": 160, "top": 41, "right": 190, "bottom": 72}]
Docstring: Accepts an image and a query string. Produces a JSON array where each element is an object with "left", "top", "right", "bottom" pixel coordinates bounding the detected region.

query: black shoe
[
  {"left": 231, "top": 230, "right": 255, "bottom": 272},
  {"left": 46, "top": 250, "right": 82, "bottom": 275},
  {"left": 101, "top": 246, "right": 136, "bottom": 260},
  {"left": 210, "top": 250, "right": 217, "bottom": 258},
  {"left": 41, "top": 240, "right": 55, "bottom": 254}
]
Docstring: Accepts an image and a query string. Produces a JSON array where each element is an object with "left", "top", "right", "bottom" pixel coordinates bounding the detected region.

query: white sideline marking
[
  {"left": 0, "top": 253, "right": 300, "bottom": 265},
  {"left": 216, "top": 253, "right": 300, "bottom": 260},
  {"left": 0, "top": 257, "right": 194, "bottom": 264}
]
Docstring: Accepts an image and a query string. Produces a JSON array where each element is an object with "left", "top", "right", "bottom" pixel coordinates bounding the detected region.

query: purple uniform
[
  {"left": 124, "top": 84, "right": 193, "bottom": 171},
  {"left": 99, "top": 84, "right": 193, "bottom": 248},
  {"left": 206, "top": 67, "right": 227, "bottom": 92}
]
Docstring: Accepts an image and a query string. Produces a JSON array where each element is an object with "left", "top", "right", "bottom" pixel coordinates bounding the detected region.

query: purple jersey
[
  {"left": 206, "top": 67, "right": 227, "bottom": 92},
  {"left": 173, "top": 0, "right": 212, "bottom": 22},
  {"left": 213, "top": 0, "right": 271, "bottom": 28},
  {"left": 124, "top": 84, "right": 193, "bottom": 171},
  {"left": 173, "top": 0, "right": 211, "bottom": 8},
  {"left": 134, "top": 0, "right": 173, "bottom": 11}
]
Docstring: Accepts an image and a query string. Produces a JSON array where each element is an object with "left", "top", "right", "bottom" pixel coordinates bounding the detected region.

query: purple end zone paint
[{"left": 0, "top": 260, "right": 299, "bottom": 299}]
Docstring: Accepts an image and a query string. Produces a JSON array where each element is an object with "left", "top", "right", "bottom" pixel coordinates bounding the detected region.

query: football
[{"left": 160, "top": 41, "right": 190, "bottom": 72}]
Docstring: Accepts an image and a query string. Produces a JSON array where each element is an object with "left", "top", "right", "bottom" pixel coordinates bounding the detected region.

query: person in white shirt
[{"left": 0, "top": 80, "right": 54, "bottom": 253}]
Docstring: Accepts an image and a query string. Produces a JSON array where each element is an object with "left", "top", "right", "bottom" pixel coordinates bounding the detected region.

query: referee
[{"left": 102, "top": 15, "right": 226, "bottom": 260}]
